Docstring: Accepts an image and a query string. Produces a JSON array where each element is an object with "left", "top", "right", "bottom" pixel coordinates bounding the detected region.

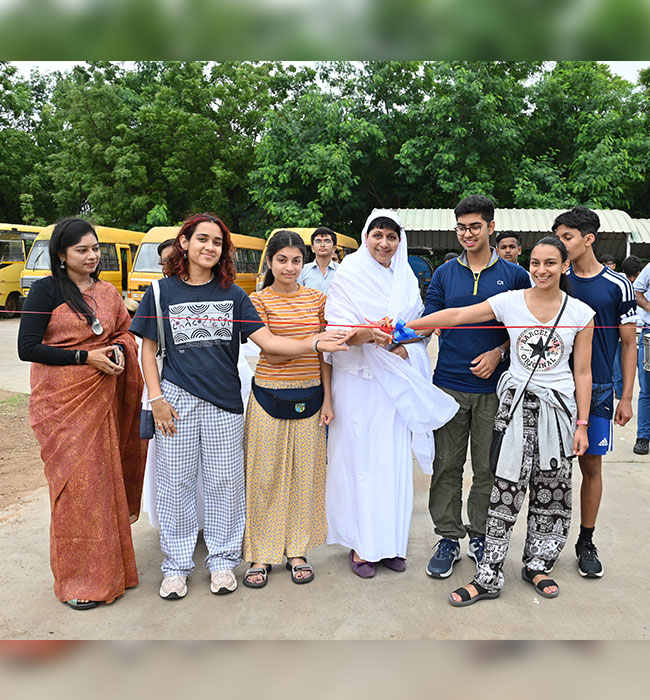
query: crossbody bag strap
[
  {"left": 504, "top": 292, "right": 569, "bottom": 425},
  {"left": 151, "top": 279, "right": 166, "bottom": 359}
]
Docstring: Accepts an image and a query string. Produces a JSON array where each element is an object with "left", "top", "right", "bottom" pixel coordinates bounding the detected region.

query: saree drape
[{"left": 29, "top": 281, "right": 146, "bottom": 603}]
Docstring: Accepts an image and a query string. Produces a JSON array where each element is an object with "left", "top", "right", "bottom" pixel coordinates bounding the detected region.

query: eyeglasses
[
  {"left": 455, "top": 223, "right": 485, "bottom": 234},
  {"left": 313, "top": 238, "right": 333, "bottom": 246}
]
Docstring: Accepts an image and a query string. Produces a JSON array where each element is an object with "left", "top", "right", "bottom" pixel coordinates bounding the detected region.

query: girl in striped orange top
[{"left": 242, "top": 230, "right": 333, "bottom": 587}]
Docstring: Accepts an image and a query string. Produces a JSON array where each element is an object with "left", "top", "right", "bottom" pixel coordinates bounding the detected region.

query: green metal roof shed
[{"left": 392, "top": 208, "right": 636, "bottom": 258}]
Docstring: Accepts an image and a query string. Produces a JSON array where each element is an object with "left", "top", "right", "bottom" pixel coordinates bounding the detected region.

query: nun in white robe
[{"left": 325, "top": 210, "right": 458, "bottom": 563}]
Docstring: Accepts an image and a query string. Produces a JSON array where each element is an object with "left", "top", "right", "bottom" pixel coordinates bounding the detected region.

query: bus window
[
  {"left": 100, "top": 243, "right": 119, "bottom": 271},
  {"left": 0, "top": 239, "right": 23, "bottom": 263},
  {"left": 25, "top": 239, "right": 51, "bottom": 270},
  {"left": 235, "top": 247, "right": 262, "bottom": 274},
  {"left": 133, "top": 242, "right": 165, "bottom": 273}
]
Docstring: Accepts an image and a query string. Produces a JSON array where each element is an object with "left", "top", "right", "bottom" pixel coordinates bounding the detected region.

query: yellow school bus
[
  {"left": 255, "top": 228, "right": 359, "bottom": 291},
  {"left": 21, "top": 224, "right": 144, "bottom": 298},
  {"left": 127, "top": 226, "right": 266, "bottom": 304},
  {"left": 0, "top": 224, "right": 42, "bottom": 317}
]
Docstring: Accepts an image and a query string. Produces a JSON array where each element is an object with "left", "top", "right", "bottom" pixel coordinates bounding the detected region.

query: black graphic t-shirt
[
  {"left": 488, "top": 290, "right": 595, "bottom": 395},
  {"left": 130, "top": 276, "right": 264, "bottom": 413}
]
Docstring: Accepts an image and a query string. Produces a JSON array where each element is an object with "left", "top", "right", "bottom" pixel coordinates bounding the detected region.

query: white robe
[{"left": 325, "top": 210, "right": 458, "bottom": 560}]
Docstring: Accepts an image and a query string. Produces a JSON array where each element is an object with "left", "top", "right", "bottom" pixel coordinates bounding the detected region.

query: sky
[{"left": 10, "top": 61, "right": 650, "bottom": 84}]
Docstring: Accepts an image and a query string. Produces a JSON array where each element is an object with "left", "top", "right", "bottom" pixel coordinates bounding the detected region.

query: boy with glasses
[
  {"left": 297, "top": 227, "right": 339, "bottom": 294},
  {"left": 553, "top": 206, "right": 636, "bottom": 578},
  {"left": 424, "top": 195, "right": 531, "bottom": 579}
]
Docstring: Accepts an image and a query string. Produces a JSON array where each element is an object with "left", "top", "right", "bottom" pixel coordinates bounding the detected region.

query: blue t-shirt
[
  {"left": 130, "top": 276, "right": 264, "bottom": 414},
  {"left": 425, "top": 251, "right": 531, "bottom": 393},
  {"left": 566, "top": 265, "right": 636, "bottom": 419}
]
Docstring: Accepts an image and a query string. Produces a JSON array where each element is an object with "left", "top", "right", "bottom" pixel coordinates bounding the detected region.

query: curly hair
[{"left": 163, "top": 213, "right": 236, "bottom": 288}]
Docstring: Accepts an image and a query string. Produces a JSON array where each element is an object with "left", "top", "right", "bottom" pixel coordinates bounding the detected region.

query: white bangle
[
  {"left": 148, "top": 395, "right": 165, "bottom": 404},
  {"left": 312, "top": 337, "right": 320, "bottom": 352}
]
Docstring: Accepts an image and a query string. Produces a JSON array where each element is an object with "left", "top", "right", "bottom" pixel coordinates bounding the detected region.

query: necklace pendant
[{"left": 91, "top": 318, "right": 103, "bottom": 335}]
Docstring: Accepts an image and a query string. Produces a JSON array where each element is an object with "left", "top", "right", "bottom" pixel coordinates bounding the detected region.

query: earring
[
  {"left": 60, "top": 259, "right": 65, "bottom": 269},
  {"left": 183, "top": 251, "right": 187, "bottom": 259}
]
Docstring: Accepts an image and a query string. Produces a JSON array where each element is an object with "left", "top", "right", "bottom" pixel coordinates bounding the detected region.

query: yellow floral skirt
[{"left": 242, "top": 378, "right": 327, "bottom": 565}]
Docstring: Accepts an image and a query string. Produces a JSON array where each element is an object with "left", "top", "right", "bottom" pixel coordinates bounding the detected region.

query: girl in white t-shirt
[{"left": 408, "top": 237, "right": 594, "bottom": 606}]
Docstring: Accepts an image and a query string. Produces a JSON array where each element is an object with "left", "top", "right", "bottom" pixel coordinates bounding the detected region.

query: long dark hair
[
  {"left": 531, "top": 236, "right": 570, "bottom": 293},
  {"left": 262, "top": 230, "right": 307, "bottom": 289},
  {"left": 49, "top": 218, "right": 101, "bottom": 325},
  {"left": 163, "top": 213, "right": 236, "bottom": 288}
]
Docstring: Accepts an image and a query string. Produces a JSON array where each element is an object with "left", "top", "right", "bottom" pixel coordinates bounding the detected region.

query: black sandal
[
  {"left": 521, "top": 566, "right": 559, "bottom": 598},
  {"left": 286, "top": 557, "right": 314, "bottom": 585},
  {"left": 448, "top": 581, "right": 500, "bottom": 607}
]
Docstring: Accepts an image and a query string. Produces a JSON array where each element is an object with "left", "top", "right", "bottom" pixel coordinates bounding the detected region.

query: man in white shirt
[{"left": 297, "top": 227, "right": 339, "bottom": 294}]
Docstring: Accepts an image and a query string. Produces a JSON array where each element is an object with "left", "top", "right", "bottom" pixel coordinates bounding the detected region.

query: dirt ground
[{"left": 0, "top": 389, "right": 46, "bottom": 513}]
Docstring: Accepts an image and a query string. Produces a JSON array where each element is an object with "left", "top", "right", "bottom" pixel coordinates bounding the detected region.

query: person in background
[
  {"left": 553, "top": 207, "right": 636, "bottom": 578},
  {"left": 424, "top": 195, "right": 530, "bottom": 581},
  {"left": 297, "top": 227, "right": 339, "bottom": 294},
  {"left": 18, "top": 217, "right": 146, "bottom": 610},
  {"left": 496, "top": 231, "right": 534, "bottom": 284},
  {"left": 599, "top": 254, "right": 616, "bottom": 271},
  {"left": 443, "top": 252, "right": 457, "bottom": 263},
  {"left": 126, "top": 238, "right": 177, "bottom": 317},
  {"left": 331, "top": 248, "right": 341, "bottom": 264},
  {"left": 632, "top": 258, "right": 650, "bottom": 455},
  {"left": 157, "top": 238, "right": 175, "bottom": 267},
  {"left": 495, "top": 231, "right": 523, "bottom": 265},
  {"left": 613, "top": 256, "right": 642, "bottom": 401}
]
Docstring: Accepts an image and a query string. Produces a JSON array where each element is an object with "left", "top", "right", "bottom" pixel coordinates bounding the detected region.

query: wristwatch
[{"left": 497, "top": 345, "right": 507, "bottom": 363}]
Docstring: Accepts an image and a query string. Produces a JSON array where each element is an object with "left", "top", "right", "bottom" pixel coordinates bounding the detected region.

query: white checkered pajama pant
[{"left": 155, "top": 380, "right": 245, "bottom": 577}]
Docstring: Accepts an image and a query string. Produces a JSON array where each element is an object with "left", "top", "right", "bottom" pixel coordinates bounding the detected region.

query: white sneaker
[
  {"left": 210, "top": 569, "right": 237, "bottom": 595},
  {"left": 159, "top": 575, "right": 188, "bottom": 599}
]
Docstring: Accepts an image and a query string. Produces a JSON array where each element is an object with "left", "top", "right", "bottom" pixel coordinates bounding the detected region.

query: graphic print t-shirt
[
  {"left": 488, "top": 290, "right": 595, "bottom": 396},
  {"left": 130, "top": 276, "right": 264, "bottom": 413}
]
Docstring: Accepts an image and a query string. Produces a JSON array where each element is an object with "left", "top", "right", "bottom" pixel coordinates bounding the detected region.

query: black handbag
[
  {"left": 489, "top": 294, "right": 569, "bottom": 475},
  {"left": 251, "top": 378, "right": 324, "bottom": 420}
]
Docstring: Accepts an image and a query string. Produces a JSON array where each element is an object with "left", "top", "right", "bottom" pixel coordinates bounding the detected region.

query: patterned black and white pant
[
  {"left": 155, "top": 380, "right": 245, "bottom": 577},
  {"left": 474, "top": 390, "right": 573, "bottom": 593}
]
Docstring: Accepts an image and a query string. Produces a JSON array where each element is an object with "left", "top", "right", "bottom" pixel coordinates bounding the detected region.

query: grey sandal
[
  {"left": 243, "top": 564, "right": 272, "bottom": 588},
  {"left": 286, "top": 557, "right": 314, "bottom": 584}
]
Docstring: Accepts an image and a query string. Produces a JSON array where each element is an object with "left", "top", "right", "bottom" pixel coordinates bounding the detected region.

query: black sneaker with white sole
[{"left": 575, "top": 540, "right": 604, "bottom": 578}]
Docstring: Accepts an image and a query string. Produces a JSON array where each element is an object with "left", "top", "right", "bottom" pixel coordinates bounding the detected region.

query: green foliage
[{"left": 1, "top": 60, "right": 650, "bottom": 236}]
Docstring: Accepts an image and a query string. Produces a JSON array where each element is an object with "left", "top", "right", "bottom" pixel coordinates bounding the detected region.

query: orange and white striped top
[{"left": 250, "top": 285, "right": 326, "bottom": 381}]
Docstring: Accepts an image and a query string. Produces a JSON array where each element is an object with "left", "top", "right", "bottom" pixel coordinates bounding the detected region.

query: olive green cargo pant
[{"left": 429, "top": 387, "right": 498, "bottom": 540}]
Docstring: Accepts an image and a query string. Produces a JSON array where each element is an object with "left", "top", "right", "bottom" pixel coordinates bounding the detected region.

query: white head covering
[
  {"left": 325, "top": 209, "right": 458, "bottom": 472},
  {"left": 333, "top": 209, "right": 423, "bottom": 325}
]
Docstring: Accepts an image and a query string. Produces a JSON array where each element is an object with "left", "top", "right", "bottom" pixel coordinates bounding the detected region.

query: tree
[
  {"left": 397, "top": 61, "right": 541, "bottom": 207},
  {"left": 0, "top": 62, "right": 52, "bottom": 223},
  {"left": 515, "top": 61, "right": 648, "bottom": 211}
]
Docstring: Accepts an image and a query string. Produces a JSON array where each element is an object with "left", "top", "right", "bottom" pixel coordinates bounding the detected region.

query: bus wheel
[{"left": 2, "top": 292, "right": 20, "bottom": 319}]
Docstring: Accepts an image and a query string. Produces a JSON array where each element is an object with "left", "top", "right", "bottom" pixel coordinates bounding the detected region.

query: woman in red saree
[{"left": 18, "top": 218, "right": 146, "bottom": 609}]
